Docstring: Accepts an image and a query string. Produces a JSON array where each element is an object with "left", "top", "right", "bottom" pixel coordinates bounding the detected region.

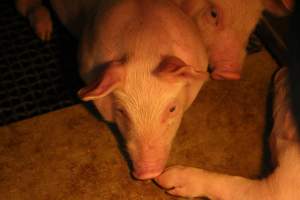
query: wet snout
[
  {"left": 209, "top": 48, "right": 245, "bottom": 80},
  {"left": 209, "top": 35, "right": 246, "bottom": 80},
  {"left": 127, "top": 141, "right": 170, "bottom": 180}
]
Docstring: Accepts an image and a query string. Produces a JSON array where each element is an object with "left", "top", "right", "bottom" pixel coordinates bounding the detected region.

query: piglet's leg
[
  {"left": 269, "top": 67, "right": 299, "bottom": 166},
  {"left": 264, "top": 67, "right": 300, "bottom": 199},
  {"left": 155, "top": 165, "right": 267, "bottom": 200},
  {"left": 272, "top": 67, "right": 298, "bottom": 142},
  {"left": 16, "top": 0, "right": 53, "bottom": 41}
]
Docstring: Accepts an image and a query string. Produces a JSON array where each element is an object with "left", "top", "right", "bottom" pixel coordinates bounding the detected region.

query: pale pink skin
[
  {"left": 173, "top": 0, "right": 292, "bottom": 80},
  {"left": 155, "top": 68, "right": 300, "bottom": 199},
  {"left": 77, "top": 0, "right": 209, "bottom": 180},
  {"left": 21, "top": 0, "right": 209, "bottom": 180}
]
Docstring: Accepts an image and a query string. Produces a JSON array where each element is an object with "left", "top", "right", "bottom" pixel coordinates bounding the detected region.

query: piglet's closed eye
[
  {"left": 153, "top": 56, "right": 209, "bottom": 82},
  {"left": 77, "top": 62, "right": 125, "bottom": 101}
]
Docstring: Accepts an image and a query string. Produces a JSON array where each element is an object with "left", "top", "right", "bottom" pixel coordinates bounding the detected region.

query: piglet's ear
[
  {"left": 264, "top": 0, "right": 294, "bottom": 16},
  {"left": 154, "top": 56, "right": 209, "bottom": 82},
  {"left": 78, "top": 63, "right": 124, "bottom": 101}
]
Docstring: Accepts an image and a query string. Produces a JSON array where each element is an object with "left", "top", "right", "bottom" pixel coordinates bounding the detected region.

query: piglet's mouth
[
  {"left": 209, "top": 65, "right": 242, "bottom": 80},
  {"left": 211, "top": 70, "right": 241, "bottom": 80},
  {"left": 132, "top": 169, "right": 164, "bottom": 180},
  {"left": 131, "top": 162, "right": 166, "bottom": 180}
]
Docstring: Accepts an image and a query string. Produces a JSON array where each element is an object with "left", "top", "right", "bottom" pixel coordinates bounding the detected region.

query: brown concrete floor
[{"left": 0, "top": 49, "right": 279, "bottom": 200}]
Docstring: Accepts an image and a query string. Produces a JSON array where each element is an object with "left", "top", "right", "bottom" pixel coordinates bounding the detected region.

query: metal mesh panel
[{"left": 0, "top": 0, "right": 82, "bottom": 126}]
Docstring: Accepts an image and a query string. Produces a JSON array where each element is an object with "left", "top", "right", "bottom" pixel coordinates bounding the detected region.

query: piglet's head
[
  {"left": 78, "top": 56, "right": 208, "bottom": 180},
  {"left": 183, "top": 0, "right": 293, "bottom": 80}
]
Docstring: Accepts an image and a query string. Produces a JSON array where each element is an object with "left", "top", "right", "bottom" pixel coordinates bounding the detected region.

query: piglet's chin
[
  {"left": 211, "top": 70, "right": 241, "bottom": 80},
  {"left": 210, "top": 65, "right": 242, "bottom": 80},
  {"left": 132, "top": 169, "right": 163, "bottom": 180}
]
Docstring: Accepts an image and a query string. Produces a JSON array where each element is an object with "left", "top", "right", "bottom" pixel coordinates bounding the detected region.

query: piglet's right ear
[{"left": 78, "top": 63, "right": 124, "bottom": 101}]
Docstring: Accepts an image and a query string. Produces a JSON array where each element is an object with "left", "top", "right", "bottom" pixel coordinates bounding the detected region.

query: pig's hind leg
[{"left": 16, "top": 0, "right": 53, "bottom": 41}]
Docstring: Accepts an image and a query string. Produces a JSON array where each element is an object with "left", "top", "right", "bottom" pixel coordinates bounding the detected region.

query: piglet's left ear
[
  {"left": 154, "top": 56, "right": 209, "bottom": 81},
  {"left": 78, "top": 62, "right": 124, "bottom": 101}
]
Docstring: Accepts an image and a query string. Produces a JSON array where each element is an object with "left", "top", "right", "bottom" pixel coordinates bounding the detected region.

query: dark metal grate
[{"left": 0, "top": 0, "right": 82, "bottom": 126}]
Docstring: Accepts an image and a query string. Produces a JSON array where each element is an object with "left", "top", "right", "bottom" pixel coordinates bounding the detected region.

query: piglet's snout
[
  {"left": 209, "top": 59, "right": 243, "bottom": 80},
  {"left": 132, "top": 162, "right": 165, "bottom": 180},
  {"left": 209, "top": 41, "right": 245, "bottom": 80},
  {"left": 127, "top": 142, "right": 170, "bottom": 180}
]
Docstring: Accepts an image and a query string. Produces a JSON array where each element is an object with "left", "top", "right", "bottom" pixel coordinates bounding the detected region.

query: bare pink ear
[
  {"left": 264, "top": 0, "right": 294, "bottom": 16},
  {"left": 154, "top": 56, "right": 209, "bottom": 81},
  {"left": 78, "top": 63, "right": 124, "bottom": 101}
]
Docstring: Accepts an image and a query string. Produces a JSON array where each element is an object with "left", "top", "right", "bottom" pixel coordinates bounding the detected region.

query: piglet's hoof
[
  {"left": 28, "top": 5, "right": 53, "bottom": 41},
  {"left": 155, "top": 165, "right": 207, "bottom": 198}
]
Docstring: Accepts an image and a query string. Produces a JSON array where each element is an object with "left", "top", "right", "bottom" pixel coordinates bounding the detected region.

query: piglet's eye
[
  {"left": 116, "top": 107, "right": 130, "bottom": 119},
  {"left": 211, "top": 8, "right": 217, "bottom": 18},
  {"left": 206, "top": 6, "right": 219, "bottom": 26},
  {"left": 162, "top": 103, "right": 178, "bottom": 123},
  {"left": 169, "top": 106, "right": 176, "bottom": 113},
  {"left": 116, "top": 108, "right": 125, "bottom": 115}
]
